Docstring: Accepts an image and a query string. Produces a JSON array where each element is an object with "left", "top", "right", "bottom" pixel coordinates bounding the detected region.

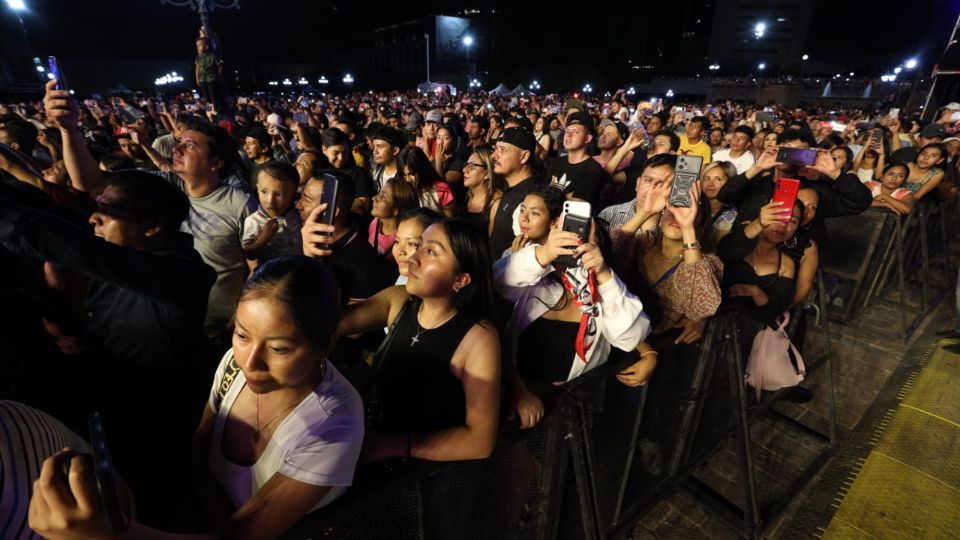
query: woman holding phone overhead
[{"left": 494, "top": 192, "right": 649, "bottom": 429}]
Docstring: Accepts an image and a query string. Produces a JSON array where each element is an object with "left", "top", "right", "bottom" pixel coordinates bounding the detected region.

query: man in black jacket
[
  {"left": 717, "top": 129, "right": 873, "bottom": 248},
  {"left": 0, "top": 170, "right": 216, "bottom": 526}
]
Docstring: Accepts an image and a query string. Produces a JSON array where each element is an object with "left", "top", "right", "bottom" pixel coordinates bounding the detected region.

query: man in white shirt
[{"left": 712, "top": 125, "right": 756, "bottom": 174}]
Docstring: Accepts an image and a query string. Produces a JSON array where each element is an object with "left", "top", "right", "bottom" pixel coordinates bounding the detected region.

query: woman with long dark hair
[
  {"left": 398, "top": 146, "right": 456, "bottom": 217},
  {"left": 337, "top": 218, "right": 499, "bottom": 538},
  {"left": 460, "top": 146, "right": 504, "bottom": 236}
]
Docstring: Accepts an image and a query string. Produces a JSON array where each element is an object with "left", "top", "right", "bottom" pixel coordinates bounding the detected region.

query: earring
[{"left": 453, "top": 285, "right": 461, "bottom": 293}]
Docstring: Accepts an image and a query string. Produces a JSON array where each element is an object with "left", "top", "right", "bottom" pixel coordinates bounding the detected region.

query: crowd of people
[{"left": 1, "top": 51, "right": 959, "bottom": 538}]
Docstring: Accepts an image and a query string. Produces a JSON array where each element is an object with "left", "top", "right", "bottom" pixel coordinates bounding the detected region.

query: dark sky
[{"left": 7, "top": 0, "right": 958, "bottom": 70}]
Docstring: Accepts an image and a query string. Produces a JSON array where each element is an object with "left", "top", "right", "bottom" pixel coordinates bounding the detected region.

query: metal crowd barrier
[{"left": 823, "top": 200, "right": 957, "bottom": 339}]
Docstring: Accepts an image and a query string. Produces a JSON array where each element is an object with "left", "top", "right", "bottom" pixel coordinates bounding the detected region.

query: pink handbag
[{"left": 745, "top": 311, "right": 805, "bottom": 400}]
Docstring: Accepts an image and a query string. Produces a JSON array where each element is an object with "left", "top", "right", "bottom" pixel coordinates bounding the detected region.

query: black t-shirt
[
  {"left": 342, "top": 165, "right": 376, "bottom": 199},
  {"left": 490, "top": 175, "right": 542, "bottom": 257},
  {"left": 442, "top": 155, "right": 466, "bottom": 206},
  {"left": 547, "top": 157, "right": 607, "bottom": 206},
  {"left": 324, "top": 223, "right": 390, "bottom": 301}
]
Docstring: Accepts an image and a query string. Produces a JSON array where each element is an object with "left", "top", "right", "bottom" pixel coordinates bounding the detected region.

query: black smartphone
[
  {"left": 856, "top": 122, "right": 877, "bottom": 131},
  {"left": 314, "top": 172, "right": 340, "bottom": 249},
  {"left": 47, "top": 56, "right": 68, "bottom": 91},
  {"left": 669, "top": 155, "right": 703, "bottom": 207},
  {"left": 557, "top": 201, "right": 591, "bottom": 268},
  {"left": 87, "top": 412, "right": 126, "bottom": 535},
  {"left": 776, "top": 147, "right": 818, "bottom": 167}
]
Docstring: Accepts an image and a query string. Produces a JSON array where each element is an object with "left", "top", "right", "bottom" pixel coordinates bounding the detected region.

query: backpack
[{"left": 744, "top": 311, "right": 805, "bottom": 400}]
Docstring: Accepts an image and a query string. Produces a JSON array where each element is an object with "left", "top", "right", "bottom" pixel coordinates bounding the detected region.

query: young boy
[{"left": 242, "top": 161, "right": 302, "bottom": 269}]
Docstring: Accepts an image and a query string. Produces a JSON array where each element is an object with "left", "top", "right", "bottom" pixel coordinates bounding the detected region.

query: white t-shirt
[
  {"left": 711, "top": 149, "right": 756, "bottom": 175},
  {"left": 241, "top": 206, "right": 303, "bottom": 262},
  {"left": 206, "top": 350, "right": 364, "bottom": 512}
]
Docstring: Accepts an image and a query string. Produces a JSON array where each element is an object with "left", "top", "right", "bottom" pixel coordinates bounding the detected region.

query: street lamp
[
  {"left": 802, "top": 54, "right": 809, "bottom": 61},
  {"left": 758, "top": 62, "right": 766, "bottom": 71},
  {"left": 462, "top": 35, "right": 473, "bottom": 47},
  {"left": 5, "top": 0, "right": 31, "bottom": 50},
  {"left": 317, "top": 76, "right": 329, "bottom": 85},
  {"left": 530, "top": 80, "right": 541, "bottom": 91},
  {"left": 342, "top": 73, "right": 354, "bottom": 84},
  {"left": 582, "top": 83, "right": 593, "bottom": 94},
  {"left": 754, "top": 22, "right": 766, "bottom": 39},
  {"left": 905, "top": 58, "right": 918, "bottom": 69}
]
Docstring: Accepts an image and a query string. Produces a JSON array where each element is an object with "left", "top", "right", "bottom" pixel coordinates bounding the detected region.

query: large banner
[{"left": 435, "top": 15, "right": 471, "bottom": 65}]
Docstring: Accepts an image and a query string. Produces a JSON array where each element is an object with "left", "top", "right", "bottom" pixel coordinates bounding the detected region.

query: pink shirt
[
  {"left": 368, "top": 218, "right": 396, "bottom": 257},
  {"left": 865, "top": 181, "right": 910, "bottom": 201}
]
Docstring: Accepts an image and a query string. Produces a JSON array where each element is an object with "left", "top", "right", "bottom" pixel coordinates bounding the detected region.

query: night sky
[{"left": 6, "top": 0, "right": 958, "bottom": 71}]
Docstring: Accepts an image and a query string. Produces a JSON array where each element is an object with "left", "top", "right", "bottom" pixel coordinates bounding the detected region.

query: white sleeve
[
  {"left": 493, "top": 244, "right": 552, "bottom": 301},
  {"left": 207, "top": 349, "right": 239, "bottom": 411},
  {"left": 242, "top": 213, "right": 262, "bottom": 245},
  {"left": 279, "top": 413, "right": 364, "bottom": 486},
  {"left": 596, "top": 271, "right": 651, "bottom": 352}
]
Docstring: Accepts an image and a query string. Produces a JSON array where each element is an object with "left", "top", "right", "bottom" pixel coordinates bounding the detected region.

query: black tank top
[
  {"left": 374, "top": 298, "right": 477, "bottom": 433},
  {"left": 517, "top": 317, "right": 579, "bottom": 384}
]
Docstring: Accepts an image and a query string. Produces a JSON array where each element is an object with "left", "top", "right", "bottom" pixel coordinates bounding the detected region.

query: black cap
[
  {"left": 565, "top": 112, "right": 595, "bottom": 135},
  {"left": 245, "top": 126, "right": 272, "bottom": 149},
  {"left": 498, "top": 127, "right": 538, "bottom": 154},
  {"left": 371, "top": 125, "right": 407, "bottom": 149}
]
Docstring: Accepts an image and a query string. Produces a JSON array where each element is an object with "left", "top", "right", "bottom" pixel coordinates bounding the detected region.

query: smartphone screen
[
  {"left": 47, "top": 56, "right": 68, "bottom": 91},
  {"left": 776, "top": 147, "right": 817, "bottom": 167},
  {"left": 772, "top": 178, "right": 800, "bottom": 222},
  {"left": 317, "top": 173, "right": 339, "bottom": 227}
]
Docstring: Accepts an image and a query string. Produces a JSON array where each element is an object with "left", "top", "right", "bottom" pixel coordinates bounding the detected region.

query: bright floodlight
[
  {"left": 754, "top": 22, "right": 766, "bottom": 38},
  {"left": 905, "top": 58, "right": 918, "bottom": 69},
  {"left": 343, "top": 73, "right": 354, "bottom": 84},
  {"left": 666, "top": 89, "right": 674, "bottom": 97},
  {"left": 36, "top": 65, "right": 44, "bottom": 72},
  {"left": 893, "top": 67, "right": 902, "bottom": 74},
  {"left": 802, "top": 54, "right": 809, "bottom": 61},
  {"left": 758, "top": 63, "right": 766, "bottom": 70},
  {"left": 7, "top": 0, "right": 27, "bottom": 11},
  {"left": 463, "top": 35, "right": 474, "bottom": 47},
  {"left": 849, "top": 72, "right": 855, "bottom": 76}
]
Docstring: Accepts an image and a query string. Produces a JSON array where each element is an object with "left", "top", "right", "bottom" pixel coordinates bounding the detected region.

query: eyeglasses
[{"left": 463, "top": 162, "right": 484, "bottom": 171}]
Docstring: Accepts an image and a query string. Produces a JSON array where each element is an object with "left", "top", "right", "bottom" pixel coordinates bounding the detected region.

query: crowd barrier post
[
  {"left": 816, "top": 268, "right": 839, "bottom": 446},
  {"left": 939, "top": 200, "right": 952, "bottom": 276},
  {"left": 668, "top": 319, "right": 722, "bottom": 476},
  {"left": 820, "top": 210, "right": 894, "bottom": 323},
  {"left": 917, "top": 203, "right": 932, "bottom": 310}
]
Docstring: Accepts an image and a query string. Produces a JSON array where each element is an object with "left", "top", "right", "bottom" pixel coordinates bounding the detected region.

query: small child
[{"left": 242, "top": 161, "right": 302, "bottom": 269}]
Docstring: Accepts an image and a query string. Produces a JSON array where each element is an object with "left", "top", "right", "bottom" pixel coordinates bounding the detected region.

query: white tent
[
  {"left": 512, "top": 84, "right": 532, "bottom": 96},
  {"left": 489, "top": 83, "right": 513, "bottom": 96}
]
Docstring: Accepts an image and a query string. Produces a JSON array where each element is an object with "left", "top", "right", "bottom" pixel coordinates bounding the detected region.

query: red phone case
[{"left": 772, "top": 178, "right": 800, "bottom": 222}]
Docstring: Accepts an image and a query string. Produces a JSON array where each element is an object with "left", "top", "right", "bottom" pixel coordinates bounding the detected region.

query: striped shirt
[
  {"left": 0, "top": 401, "right": 90, "bottom": 540},
  {"left": 598, "top": 199, "right": 638, "bottom": 231}
]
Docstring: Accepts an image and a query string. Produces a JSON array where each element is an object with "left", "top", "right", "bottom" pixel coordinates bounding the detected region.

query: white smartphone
[{"left": 888, "top": 108, "right": 900, "bottom": 118}]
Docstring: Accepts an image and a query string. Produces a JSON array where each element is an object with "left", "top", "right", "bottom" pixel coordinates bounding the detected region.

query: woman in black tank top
[{"left": 337, "top": 218, "right": 501, "bottom": 462}]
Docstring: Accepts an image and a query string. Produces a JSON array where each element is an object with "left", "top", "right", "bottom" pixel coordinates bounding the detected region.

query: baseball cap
[
  {"left": 565, "top": 111, "right": 595, "bottom": 135},
  {"left": 599, "top": 118, "right": 628, "bottom": 141},
  {"left": 944, "top": 102, "right": 960, "bottom": 111},
  {"left": 564, "top": 98, "right": 584, "bottom": 112},
  {"left": 942, "top": 136, "right": 960, "bottom": 144},
  {"left": 920, "top": 124, "right": 947, "bottom": 139},
  {"left": 498, "top": 127, "right": 538, "bottom": 154},
  {"left": 425, "top": 109, "right": 443, "bottom": 123},
  {"left": 371, "top": 125, "right": 407, "bottom": 149}
]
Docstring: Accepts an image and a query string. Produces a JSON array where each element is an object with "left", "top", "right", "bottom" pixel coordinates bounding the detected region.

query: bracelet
[
  {"left": 639, "top": 350, "right": 659, "bottom": 357},
  {"left": 682, "top": 241, "right": 701, "bottom": 250}
]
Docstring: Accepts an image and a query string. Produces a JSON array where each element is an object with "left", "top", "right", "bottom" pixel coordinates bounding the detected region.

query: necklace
[
  {"left": 410, "top": 307, "right": 457, "bottom": 347},
  {"left": 253, "top": 362, "right": 325, "bottom": 442}
]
